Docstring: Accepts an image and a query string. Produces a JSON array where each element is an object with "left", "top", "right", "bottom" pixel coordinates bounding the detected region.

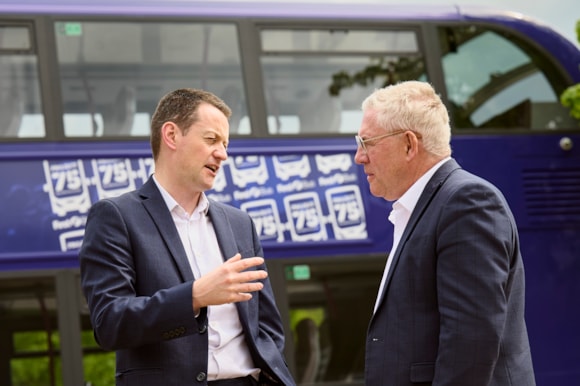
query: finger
[
  {"left": 237, "top": 281, "right": 264, "bottom": 294},
  {"left": 238, "top": 269, "right": 268, "bottom": 282},
  {"left": 225, "top": 253, "right": 265, "bottom": 268},
  {"left": 232, "top": 292, "right": 254, "bottom": 303},
  {"left": 227, "top": 253, "right": 242, "bottom": 262},
  {"left": 234, "top": 256, "right": 265, "bottom": 270},
  {"left": 221, "top": 284, "right": 261, "bottom": 304}
]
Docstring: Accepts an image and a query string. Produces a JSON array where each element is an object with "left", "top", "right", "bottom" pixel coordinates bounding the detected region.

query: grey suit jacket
[
  {"left": 80, "top": 177, "right": 294, "bottom": 386},
  {"left": 365, "top": 159, "right": 535, "bottom": 385}
]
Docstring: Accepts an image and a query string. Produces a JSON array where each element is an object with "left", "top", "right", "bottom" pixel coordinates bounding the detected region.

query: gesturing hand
[{"left": 192, "top": 253, "right": 268, "bottom": 312}]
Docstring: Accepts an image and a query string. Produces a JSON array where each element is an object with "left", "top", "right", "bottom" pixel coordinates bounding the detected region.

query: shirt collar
[
  {"left": 395, "top": 157, "right": 451, "bottom": 215},
  {"left": 152, "top": 174, "right": 210, "bottom": 218}
]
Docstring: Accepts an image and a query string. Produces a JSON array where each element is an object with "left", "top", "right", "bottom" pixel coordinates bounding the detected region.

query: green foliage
[
  {"left": 328, "top": 58, "right": 397, "bottom": 97},
  {"left": 328, "top": 57, "right": 424, "bottom": 97},
  {"left": 12, "top": 357, "right": 63, "bottom": 386},
  {"left": 10, "top": 330, "right": 115, "bottom": 386},
  {"left": 560, "top": 19, "right": 580, "bottom": 123},
  {"left": 561, "top": 84, "right": 580, "bottom": 120},
  {"left": 11, "top": 331, "right": 62, "bottom": 386}
]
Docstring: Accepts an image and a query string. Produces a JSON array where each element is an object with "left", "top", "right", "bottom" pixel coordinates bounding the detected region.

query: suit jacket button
[
  {"left": 196, "top": 372, "right": 207, "bottom": 382},
  {"left": 199, "top": 324, "right": 207, "bottom": 334}
]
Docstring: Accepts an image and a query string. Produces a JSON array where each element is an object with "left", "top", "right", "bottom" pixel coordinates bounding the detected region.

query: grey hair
[{"left": 361, "top": 81, "right": 452, "bottom": 158}]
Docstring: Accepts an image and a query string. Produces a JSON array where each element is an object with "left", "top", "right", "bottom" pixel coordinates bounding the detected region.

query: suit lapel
[
  {"left": 374, "top": 159, "right": 461, "bottom": 313},
  {"left": 207, "top": 202, "right": 251, "bottom": 320},
  {"left": 139, "top": 178, "right": 194, "bottom": 282},
  {"left": 207, "top": 202, "right": 238, "bottom": 261}
]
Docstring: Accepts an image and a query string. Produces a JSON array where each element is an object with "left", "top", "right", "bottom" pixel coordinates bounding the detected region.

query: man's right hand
[{"left": 192, "top": 253, "right": 268, "bottom": 313}]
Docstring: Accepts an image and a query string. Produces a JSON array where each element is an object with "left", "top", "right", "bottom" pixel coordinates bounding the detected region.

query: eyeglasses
[{"left": 355, "top": 130, "right": 406, "bottom": 154}]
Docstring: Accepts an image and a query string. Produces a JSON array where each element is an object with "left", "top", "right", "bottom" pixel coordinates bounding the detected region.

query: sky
[{"left": 223, "top": 0, "right": 579, "bottom": 48}]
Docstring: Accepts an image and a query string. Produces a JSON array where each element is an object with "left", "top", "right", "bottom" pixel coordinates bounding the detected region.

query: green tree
[
  {"left": 11, "top": 331, "right": 62, "bottom": 386},
  {"left": 560, "top": 20, "right": 580, "bottom": 121},
  {"left": 11, "top": 330, "right": 115, "bottom": 386}
]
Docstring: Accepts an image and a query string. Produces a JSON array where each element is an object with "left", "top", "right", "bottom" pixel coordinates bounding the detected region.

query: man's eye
[{"left": 205, "top": 137, "right": 217, "bottom": 143}]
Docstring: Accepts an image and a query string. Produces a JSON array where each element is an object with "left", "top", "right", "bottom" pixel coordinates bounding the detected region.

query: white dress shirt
[
  {"left": 153, "top": 176, "right": 259, "bottom": 380},
  {"left": 373, "top": 157, "right": 450, "bottom": 313}
]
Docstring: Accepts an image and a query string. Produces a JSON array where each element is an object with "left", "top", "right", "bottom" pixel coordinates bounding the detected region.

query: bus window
[
  {"left": 440, "top": 25, "right": 578, "bottom": 130},
  {"left": 259, "top": 28, "right": 425, "bottom": 134},
  {"left": 0, "top": 24, "right": 45, "bottom": 138},
  {"left": 54, "top": 21, "right": 249, "bottom": 137}
]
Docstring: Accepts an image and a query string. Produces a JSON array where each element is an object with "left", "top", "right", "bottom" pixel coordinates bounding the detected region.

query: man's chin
[{"left": 369, "top": 185, "right": 387, "bottom": 200}]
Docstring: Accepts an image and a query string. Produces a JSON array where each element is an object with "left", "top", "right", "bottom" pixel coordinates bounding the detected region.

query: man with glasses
[{"left": 356, "top": 81, "right": 535, "bottom": 385}]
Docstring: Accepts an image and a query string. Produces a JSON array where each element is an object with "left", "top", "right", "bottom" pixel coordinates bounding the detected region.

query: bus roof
[
  {"left": 0, "top": 1, "right": 481, "bottom": 20},
  {"left": 0, "top": 1, "right": 561, "bottom": 27},
  {"left": 1, "top": 0, "right": 578, "bottom": 80}
]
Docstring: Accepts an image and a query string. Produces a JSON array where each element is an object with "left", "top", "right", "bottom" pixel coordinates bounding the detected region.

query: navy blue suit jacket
[
  {"left": 80, "top": 177, "right": 294, "bottom": 386},
  {"left": 365, "top": 159, "right": 535, "bottom": 385}
]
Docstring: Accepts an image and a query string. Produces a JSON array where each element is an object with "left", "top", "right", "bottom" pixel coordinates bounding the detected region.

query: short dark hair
[{"left": 150, "top": 88, "right": 231, "bottom": 160}]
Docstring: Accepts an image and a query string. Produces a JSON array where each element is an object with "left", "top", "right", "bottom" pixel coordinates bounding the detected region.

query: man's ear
[
  {"left": 161, "top": 122, "right": 178, "bottom": 150},
  {"left": 405, "top": 131, "right": 419, "bottom": 157}
]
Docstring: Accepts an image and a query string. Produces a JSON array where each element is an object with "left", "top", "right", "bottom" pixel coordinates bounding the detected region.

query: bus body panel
[{"left": 0, "top": 2, "right": 579, "bottom": 385}]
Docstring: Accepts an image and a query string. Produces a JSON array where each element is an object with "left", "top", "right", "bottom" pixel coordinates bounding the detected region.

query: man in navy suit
[
  {"left": 80, "top": 88, "right": 295, "bottom": 386},
  {"left": 354, "top": 81, "right": 535, "bottom": 385}
]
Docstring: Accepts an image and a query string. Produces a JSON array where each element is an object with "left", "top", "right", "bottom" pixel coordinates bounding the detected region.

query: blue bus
[{"left": 0, "top": 1, "right": 579, "bottom": 385}]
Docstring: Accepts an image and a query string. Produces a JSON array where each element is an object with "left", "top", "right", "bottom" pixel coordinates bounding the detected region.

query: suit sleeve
[
  {"left": 433, "top": 180, "right": 516, "bottom": 385},
  {"left": 79, "top": 199, "right": 202, "bottom": 350}
]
